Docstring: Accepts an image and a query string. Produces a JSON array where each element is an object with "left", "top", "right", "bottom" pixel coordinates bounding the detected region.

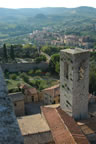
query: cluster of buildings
[
  {"left": 29, "top": 29, "right": 94, "bottom": 49},
  {"left": 17, "top": 48, "right": 96, "bottom": 144},
  {"left": 64, "top": 35, "right": 93, "bottom": 49},
  {"left": 8, "top": 84, "right": 60, "bottom": 117},
  {"left": 2, "top": 48, "right": 96, "bottom": 144}
]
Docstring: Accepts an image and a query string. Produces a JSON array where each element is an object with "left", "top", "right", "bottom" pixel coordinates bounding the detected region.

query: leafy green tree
[
  {"left": 35, "top": 55, "right": 47, "bottom": 63},
  {"left": 89, "top": 71, "right": 96, "bottom": 94},
  {"left": 20, "top": 73, "right": 29, "bottom": 83},
  {"left": 28, "top": 70, "right": 34, "bottom": 75},
  {"left": 35, "top": 69, "right": 42, "bottom": 75},
  {"left": 10, "top": 74, "right": 17, "bottom": 80},
  {"left": 49, "top": 53, "right": 60, "bottom": 74},
  {"left": 55, "top": 62, "right": 60, "bottom": 74},
  {"left": 89, "top": 63, "right": 96, "bottom": 94}
]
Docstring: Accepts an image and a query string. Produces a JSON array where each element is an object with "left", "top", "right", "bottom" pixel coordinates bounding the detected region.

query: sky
[{"left": 0, "top": 0, "right": 96, "bottom": 9}]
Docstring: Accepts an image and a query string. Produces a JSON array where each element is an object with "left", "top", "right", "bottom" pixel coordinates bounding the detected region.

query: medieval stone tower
[{"left": 60, "top": 48, "right": 90, "bottom": 120}]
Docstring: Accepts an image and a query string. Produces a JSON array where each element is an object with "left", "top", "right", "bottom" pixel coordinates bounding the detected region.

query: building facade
[
  {"left": 9, "top": 92, "right": 25, "bottom": 117},
  {"left": 43, "top": 85, "right": 60, "bottom": 105},
  {"left": 60, "top": 48, "right": 90, "bottom": 120},
  {"left": 24, "top": 87, "right": 38, "bottom": 103}
]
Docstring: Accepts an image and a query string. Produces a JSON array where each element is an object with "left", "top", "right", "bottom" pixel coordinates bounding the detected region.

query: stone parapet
[{"left": 0, "top": 66, "right": 24, "bottom": 144}]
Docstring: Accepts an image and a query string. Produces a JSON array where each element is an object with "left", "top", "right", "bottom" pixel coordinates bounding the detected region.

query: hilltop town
[{"left": 1, "top": 6, "right": 96, "bottom": 144}]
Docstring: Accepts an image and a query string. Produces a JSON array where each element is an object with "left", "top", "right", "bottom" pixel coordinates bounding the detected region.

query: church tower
[{"left": 60, "top": 48, "right": 90, "bottom": 120}]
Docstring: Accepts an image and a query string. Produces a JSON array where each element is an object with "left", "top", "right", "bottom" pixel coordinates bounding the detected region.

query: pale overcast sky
[{"left": 0, "top": 0, "right": 96, "bottom": 9}]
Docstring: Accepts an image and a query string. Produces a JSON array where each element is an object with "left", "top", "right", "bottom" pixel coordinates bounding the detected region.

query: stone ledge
[{"left": 0, "top": 66, "right": 24, "bottom": 144}]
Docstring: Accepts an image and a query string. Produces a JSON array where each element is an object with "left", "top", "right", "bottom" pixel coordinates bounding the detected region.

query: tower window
[
  {"left": 64, "top": 62, "right": 69, "bottom": 79},
  {"left": 32, "top": 96, "right": 34, "bottom": 102},
  {"left": 78, "top": 63, "right": 84, "bottom": 80},
  {"left": 14, "top": 103, "right": 17, "bottom": 107}
]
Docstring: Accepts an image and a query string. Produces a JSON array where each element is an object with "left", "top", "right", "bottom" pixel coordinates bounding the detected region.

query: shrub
[
  {"left": 4, "top": 71, "right": 10, "bottom": 79},
  {"left": 45, "top": 72, "right": 50, "bottom": 77},
  {"left": 17, "top": 83, "right": 21, "bottom": 89},
  {"left": 8, "top": 88, "right": 20, "bottom": 93},
  {"left": 10, "top": 74, "right": 17, "bottom": 80},
  {"left": 27, "top": 70, "right": 34, "bottom": 75},
  {"left": 35, "top": 55, "right": 47, "bottom": 63},
  {"left": 35, "top": 69, "right": 42, "bottom": 75},
  {"left": 20, "top": 73, "right": 29, "bottom": 83}
]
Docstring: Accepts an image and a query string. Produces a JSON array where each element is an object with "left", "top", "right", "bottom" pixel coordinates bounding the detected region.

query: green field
[{"left": 5, "top": 71, "right": 59, "bottom": 93}]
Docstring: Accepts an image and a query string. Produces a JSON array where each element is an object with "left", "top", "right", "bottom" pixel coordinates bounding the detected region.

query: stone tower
[{"left": 60, "top": 48, "right": 90, "bottom": 120}]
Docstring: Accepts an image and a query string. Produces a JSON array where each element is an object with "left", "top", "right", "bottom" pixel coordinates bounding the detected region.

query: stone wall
[
  {"left": 38, "top": 91, "right": 44, "bottom": 102},
  {"left": 0, "top": 66, "right": 24, "bottom": 144},
  {"left": 13, "top": 100, "right": 25, "bottom": 117},
  {"left": 60, "top": 48, "right": 90, "bottom": 120},
  {"left": 24, "top": 131, "right": 53, "bottom": 144},
  {"left": 1, "top": 62, "right": 49, "bottom": 72},
  {"left": 9, "top": 92, "right": 25, "bottom": 117}
]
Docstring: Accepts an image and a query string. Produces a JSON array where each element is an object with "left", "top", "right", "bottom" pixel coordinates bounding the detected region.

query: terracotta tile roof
[
  {"left": 78, "top": 117, "right": 96, "bottom": 135},
  {"left": 42, "top": 107, "right": 76, "bottom": 144},
  {"left": 9, "top": 92, "right": 24, "bottom": 102},
  {"left": 28, "top": 87, "right": 37, "bottom": 94},
  {"left": 42, "top": 84, "right": 60, "bottom": 97},
  {"left": 43, "top": 84, "right": 60, "bottom": 91},
  {"left": 20, "top": 84, "right": 29, "bottom": 89},
  {"left": 42, "top": 106, "right": 89, "bottom": 144},
  {"left": 57, "top": 107, "right": 89, "bottom": 144}
]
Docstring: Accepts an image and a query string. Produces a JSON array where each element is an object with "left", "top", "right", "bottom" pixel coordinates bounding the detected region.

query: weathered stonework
[
  {"left": 1, "top": 62, "right": 48, "bottom": 72},
  {"left": 0, "top": 67, "right": 24, "bottom": 144},
  {"left": 60, "top": 48, "right": 90, "bottom": 120}
]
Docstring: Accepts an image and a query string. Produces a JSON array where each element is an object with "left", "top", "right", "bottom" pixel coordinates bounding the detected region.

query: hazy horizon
[
  {"left": 0, "top": 6, "right": 96, "bottom": 10},
  {"left": 0, "top": 0, "right": 96, "bottom": 9}
]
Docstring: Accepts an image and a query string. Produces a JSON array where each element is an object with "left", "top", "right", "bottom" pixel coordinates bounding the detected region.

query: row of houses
[
  {"left": 8, "top": 84, "right": 60, "bottom": 117},
  {"left": 29, "top": 29, "right": 94, "bottom": 48}
]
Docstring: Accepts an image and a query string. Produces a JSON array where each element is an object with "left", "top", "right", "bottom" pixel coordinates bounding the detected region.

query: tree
[
  {"left": 89, "top": 70, "right": 96, "bottom": 94},
  {"left": 35, "top": 55, "right": 47, "bottom": 63},
  {"left": 10, "top": 45, "right": 15, "bottom": 60},
  {"left": 10, "top": 74, "right": 17, "bottom": 80},
  {"left": 49, "top": 53, "right": 60, "bottom": 74},
  {"left": 20, "top": 73, "right": 29, "bottom": 83},
  {"left": 55, "top": 62, "right": 60, "bottom": 74},
  {"left": 3, "top": 44, "right": 8, "bottom": 62}
]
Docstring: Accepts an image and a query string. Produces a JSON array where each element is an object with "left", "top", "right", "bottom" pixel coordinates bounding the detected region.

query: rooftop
[
  {"left": 45, "top": 104, "right": 60, "bottom": 108},
  {"left": 78, "top": 117, "right": 96, "bottom": 143},
  {"left": 8, "top": 92, "right": 24, "bottom": 102},
  {"left": 42, "top": 84, "right": 60, "bottom": 97},
  {"left": 61, "top": 48, "right": 89, "bottom": 55},
  {"left": 18, "top": 114, "right": 50, "bottom": 136},
  {"left": 20, "top": 84, "right": 29, "bottom": 89},
  {"left": 28, "top": 87, "right": 37, "bottom": 94},
  {"left": 43, "top": 84, "right": 59, "bottom": 91},
  {"left": 41, "top": 106, "right": 89, "bottom": 144}
]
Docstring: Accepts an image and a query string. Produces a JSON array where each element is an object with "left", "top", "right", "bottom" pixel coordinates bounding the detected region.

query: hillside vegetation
[{"left": 0, "top": 7, "right": 96, "bottom": 45}]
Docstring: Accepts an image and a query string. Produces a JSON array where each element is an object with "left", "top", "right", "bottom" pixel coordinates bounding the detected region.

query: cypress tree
[
  {"left": 10, "top": 45, "right": 15, "bottom": 60},
  {"left": 3, "top": 44, "right": 8, "bottom": 62}
]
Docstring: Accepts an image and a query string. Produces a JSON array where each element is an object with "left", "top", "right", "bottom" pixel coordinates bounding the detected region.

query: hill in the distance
[
  {"left": 0, "top": 6, "right": 96, "bottom": 45},
  {"left": 0, "top": 6, "right": 96, "bottom": 18}
]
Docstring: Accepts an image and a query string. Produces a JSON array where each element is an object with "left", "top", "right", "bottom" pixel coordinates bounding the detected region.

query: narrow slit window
[{"left": 64, "top": 62, "right": 68, "bottom": 79}]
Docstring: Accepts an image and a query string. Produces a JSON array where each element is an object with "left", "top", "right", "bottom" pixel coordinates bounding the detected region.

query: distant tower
[{"left": 60, "top": 48, "right": 90, "bottom": 120}]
